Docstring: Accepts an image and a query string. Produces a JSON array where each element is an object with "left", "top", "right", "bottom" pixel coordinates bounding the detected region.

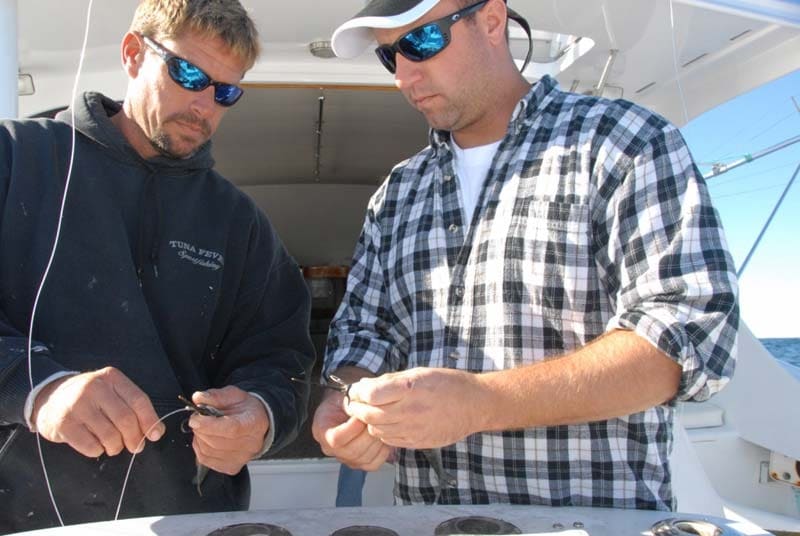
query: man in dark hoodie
[{"left": 0, "top": 0, "right": 314, "bottom": 531}]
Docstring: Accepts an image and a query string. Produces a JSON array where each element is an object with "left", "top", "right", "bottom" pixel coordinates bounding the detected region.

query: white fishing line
[
  {"left": 669, "top": 0, "right": 691, "bottom": 125},
  {"left": 115, "top": 408, "right": 192, "bottom": 520},
  {"left": 26, "top": 0, "right": 95, "bottom": 526}
]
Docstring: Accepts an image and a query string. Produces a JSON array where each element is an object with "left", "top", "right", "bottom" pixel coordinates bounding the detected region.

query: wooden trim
[{"left": 302, "top": 265, "right": 350, "bottom": 279}]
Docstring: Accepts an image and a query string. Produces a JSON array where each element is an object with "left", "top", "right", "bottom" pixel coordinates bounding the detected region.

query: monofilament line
[
  {"left": 26, "top": 0, "right": 95, "bottom": 526},
  {"left": 115, "top": 408, "right": 192, "bottom": 520}
]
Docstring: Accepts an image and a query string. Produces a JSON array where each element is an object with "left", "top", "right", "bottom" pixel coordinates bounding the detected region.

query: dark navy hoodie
[{"left": 0, "top": 92, "right": 314, "bottom": 531}]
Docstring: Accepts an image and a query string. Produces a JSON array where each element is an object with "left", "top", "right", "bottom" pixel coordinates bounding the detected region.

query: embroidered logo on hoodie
[{"left": 169, "top": 240, "right": 224, "bottom": 271}]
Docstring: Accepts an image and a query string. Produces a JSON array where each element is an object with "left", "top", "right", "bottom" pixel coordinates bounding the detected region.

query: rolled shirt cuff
[
  {"left": 248, "top": 391, "right": 276, "bottom": 458},
  {"left": 24, "top": 371, "right": 79, "bottom": 431}
]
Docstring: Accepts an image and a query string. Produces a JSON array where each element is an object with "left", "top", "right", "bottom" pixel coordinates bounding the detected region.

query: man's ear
[
  {"left": 121, "top": 32, "right": 146, "bottom": 78},
  {"left": 482, "top": 0, "right": 508, "bottom": 46}
]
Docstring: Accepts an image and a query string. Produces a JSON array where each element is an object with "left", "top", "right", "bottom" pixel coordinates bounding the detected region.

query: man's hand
[
  {"left": 32, "top": 367, "right": 165, "bottom": 458},
  {"left": 311, "top": 389, "right": 392, "bottom": 471},
  {"left": 345, "top": 367, "right": 480, "bottom": 449},
  {"left": 187, "top": 386, "right": 269, "bottom": 476}
]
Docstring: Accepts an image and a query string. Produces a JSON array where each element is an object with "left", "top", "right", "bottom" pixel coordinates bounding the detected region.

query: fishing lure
[
  {"left": 178, "top": 394, "right": 225, "bottom": 418},
  {"left": 324, "top": 374, "right": 353, "bottom": 401}
]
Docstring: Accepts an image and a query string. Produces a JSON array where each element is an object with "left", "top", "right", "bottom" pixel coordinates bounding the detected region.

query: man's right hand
[
  {"left": 31, "top": 367, "right": 165, "bottom": 458},
  {"left": 311, "top": 389, "right": 392, "bottom": 472}
]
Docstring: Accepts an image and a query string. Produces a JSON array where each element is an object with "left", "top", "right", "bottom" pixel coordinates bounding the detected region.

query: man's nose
[
  {"left": 393, "top": 55, "right": 423, "bottom": 90},
  {"left": 190, "top": 86, "right": 217, "bottom": 117}
]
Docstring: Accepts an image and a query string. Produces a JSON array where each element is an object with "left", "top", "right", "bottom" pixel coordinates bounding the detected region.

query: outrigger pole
[
  {"left": 702, "top": 134, "right": 800, "bottom": 179},
  {"left": 700, "top": 100, "right": 800, "bottom": 277},
  {"left": 736, "top": 161, "right": 799, "bottom": 277}
]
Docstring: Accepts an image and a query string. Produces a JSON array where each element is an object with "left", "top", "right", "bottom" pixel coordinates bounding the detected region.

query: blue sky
[{"left": 681, "top": 68, "right": 800, "bottom": 338}]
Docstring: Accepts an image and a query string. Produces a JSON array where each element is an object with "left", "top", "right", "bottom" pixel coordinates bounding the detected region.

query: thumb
[
  {"left": 193, "top": 385, "right": 246, "bottom": 407},
  {"left": 348, "top": 374, "right": 414, "bottom": 406}
]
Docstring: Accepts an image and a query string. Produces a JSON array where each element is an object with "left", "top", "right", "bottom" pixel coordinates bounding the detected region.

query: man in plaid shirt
[{"left": 312, "top": 0, "right": 738, "bottom": 510}]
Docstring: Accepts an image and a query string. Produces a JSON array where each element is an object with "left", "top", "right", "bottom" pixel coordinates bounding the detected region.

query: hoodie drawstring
[{"left": 136, "top": 170, "right": 161, "bottom": 286}]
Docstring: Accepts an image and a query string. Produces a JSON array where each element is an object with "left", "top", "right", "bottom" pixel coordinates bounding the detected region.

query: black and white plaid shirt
[{"left": 324, "top": 76, "right": 738, "bottom": 510}]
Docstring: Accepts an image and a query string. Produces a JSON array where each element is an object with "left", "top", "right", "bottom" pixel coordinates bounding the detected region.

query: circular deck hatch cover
[
  {"left": 330, "top": 526, "right": 399, "bottom": 535},
  {"left": 435, "top": 516, "right": 522, "bottom": 535},
  {"left": 651, "top": 518, "right": 727, "bottom": 536},
  {"left": 206, "top": 523, "right": 293, "bottom": 536}
]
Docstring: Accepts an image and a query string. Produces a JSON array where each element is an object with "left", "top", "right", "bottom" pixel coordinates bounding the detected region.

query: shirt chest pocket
[
  {"left": 507, "top": 199, "right": 595, "bottom": 320},
  {"left": 529, "top": 200, "right": 590, "bottom": 234}
]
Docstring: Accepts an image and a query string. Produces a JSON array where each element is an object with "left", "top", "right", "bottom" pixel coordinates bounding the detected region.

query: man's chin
[
  {"left": 170, "top": 142, "right": 202, "bottom": 159},
  {"left": 150, "top": 135, "right": 202, "bottom": 159}
]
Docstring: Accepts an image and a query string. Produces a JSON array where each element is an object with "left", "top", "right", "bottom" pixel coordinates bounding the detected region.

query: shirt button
[
  {"left": 448, "top": 351, "right": 461, "bottom": 361},
  {"left": 443, "top": 175, "right": 453, "bottom": 182},
  {"left": 448, "top": 224, "right": 459, "bottom": 233},
  {"left": 454, "top": 286, "right": 464, "bottom": 298}
]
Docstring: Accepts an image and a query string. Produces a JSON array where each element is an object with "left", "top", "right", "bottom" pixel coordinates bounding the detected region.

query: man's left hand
[
  {"left": 344, "top": 368, "right": 481, "bottom": 449},
  {"left": 187, "top": 386, "right": 268, "bottom": 475}
]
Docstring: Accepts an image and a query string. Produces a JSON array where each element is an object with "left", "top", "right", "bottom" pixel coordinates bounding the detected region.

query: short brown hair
[
  {"left": 456, "top": 0, "right": 510, "bottom": 40},
  {"left": 130, "top": 0, "right": 260, "bottom": 70}
]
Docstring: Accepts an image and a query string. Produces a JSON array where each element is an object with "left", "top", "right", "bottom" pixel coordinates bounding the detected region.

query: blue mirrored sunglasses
[
  {"left": 142, "top": 35, "right": 244, "bottom": 107},
  {"left": 374, "top": 0, "right": 489, "bottom": 74}
]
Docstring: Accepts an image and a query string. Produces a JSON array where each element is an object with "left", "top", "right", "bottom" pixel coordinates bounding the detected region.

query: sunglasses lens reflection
[
  {"left": 375, "top": 23, "right": 449, "bottom": 74},
  {"left": 171, "top": 58, "right": 209, "bottom": 90},
  {"left": 400, "top": 24, "right": 446, "bottom": 61},
  {"left": 215, "top": 85, "right": 244, "bottom": 107}
]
